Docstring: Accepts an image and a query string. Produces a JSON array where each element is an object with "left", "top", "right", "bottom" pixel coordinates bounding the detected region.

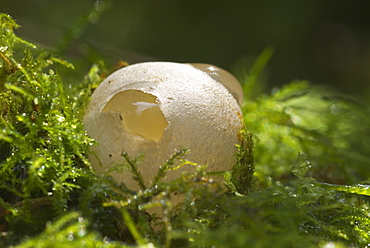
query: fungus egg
[{"left": 83, "top": 62, "right": 244, "bottom": 192}]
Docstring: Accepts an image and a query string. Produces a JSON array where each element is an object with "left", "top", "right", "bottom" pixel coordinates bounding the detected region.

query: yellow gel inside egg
[{"left": 103, "top": 90, "right": 168, "bottom": 141}]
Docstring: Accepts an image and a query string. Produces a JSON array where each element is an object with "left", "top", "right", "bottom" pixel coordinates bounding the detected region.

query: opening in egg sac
[{"left": 103, "top": 89, "right": 168, "bottom": 141}]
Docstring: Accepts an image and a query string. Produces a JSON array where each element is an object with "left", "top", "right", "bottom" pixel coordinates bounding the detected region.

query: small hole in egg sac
[
  {"left": 103, "top": 89, "right": 168, "bottom": 141},
  {"left": 190, "top": 63, "right": 244, "bottom": 105},
  {"left": 109, "top": 154, "right": 112, "bottom": 157}
]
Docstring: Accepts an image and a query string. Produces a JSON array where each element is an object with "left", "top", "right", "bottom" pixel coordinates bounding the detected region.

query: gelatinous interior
[
  {"left": 190, "top": 63, "right": 244, "bottom": 105},
  {"left": 103, "top": 90, "right": 168, "bottom": 141}
]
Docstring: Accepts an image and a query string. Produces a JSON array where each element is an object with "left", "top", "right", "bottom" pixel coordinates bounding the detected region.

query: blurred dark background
[{"left": 2, "top": 0, "right": 370, "bottom": 95}]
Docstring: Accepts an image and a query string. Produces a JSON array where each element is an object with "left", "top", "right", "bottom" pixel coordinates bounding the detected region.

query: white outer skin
[{"left": 84, "top": 62, "right": 244, "bottom": 192}]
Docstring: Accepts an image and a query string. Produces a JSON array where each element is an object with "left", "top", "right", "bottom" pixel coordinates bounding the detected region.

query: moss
[
  {"left": 1, "top": 13, "right": 370, "bottom": 248},
  {"left": 0, "top": 13, "right": 97, "bottom": 245}
]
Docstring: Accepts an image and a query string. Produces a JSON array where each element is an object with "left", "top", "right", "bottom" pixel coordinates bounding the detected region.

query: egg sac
[{"left": 83, "top": 62, "right": 245, "bottom": 191}]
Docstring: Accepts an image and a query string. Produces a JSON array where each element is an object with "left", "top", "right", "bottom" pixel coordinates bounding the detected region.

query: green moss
[
  {"left": 1, "top": 13, "right": 370, "bottom": 248},
  {"left": 0, "top": 13, "right": 97, "bottom": 245}
]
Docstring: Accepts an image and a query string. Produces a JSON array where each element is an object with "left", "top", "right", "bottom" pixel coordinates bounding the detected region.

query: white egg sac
[{"left": 83, "top": 62, "right": 245, "bottom": 191}]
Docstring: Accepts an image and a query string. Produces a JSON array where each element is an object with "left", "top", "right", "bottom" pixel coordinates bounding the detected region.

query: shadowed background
[{"left": 2, "top": 0, "right": 370, "bottom": 95}]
